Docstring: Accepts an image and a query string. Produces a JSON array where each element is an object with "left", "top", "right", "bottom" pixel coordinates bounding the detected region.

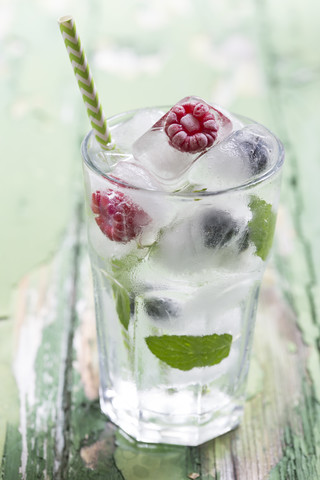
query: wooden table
[{"left": 1, "top": 0, "right": 320, "bottom": 478}]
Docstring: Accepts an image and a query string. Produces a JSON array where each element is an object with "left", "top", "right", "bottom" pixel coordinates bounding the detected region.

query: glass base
[{"left": 100, "top": 387, "right": 243, "bottom": 446}]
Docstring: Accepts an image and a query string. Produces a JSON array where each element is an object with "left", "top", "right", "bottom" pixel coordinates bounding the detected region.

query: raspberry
[
  {"left": 164, "top": 102, "right": 219, "bottom": 153},
  {"left": 91, "top": 190, "right": 150, "bottom": 243}
]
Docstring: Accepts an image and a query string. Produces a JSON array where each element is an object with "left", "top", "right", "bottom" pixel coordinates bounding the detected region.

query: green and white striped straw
[{"left": 58, "top": 15, "right": 113, "bottom": 149}]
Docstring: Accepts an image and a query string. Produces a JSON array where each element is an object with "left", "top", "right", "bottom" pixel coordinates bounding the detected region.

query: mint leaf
[
  {"left": 248, "top": 195, "right": 276, "bottom": 261},
  {"left": 111, "top": 281, "right": 131, "bottom": 330},
  {"left": 111, "top": 254, "right": 141, "bottom": 329},
  {"left": 99, "top": 255, "right": 139, "bottom": 331},
  {"left": 111, "top": 255, "right": 139, "bottom": 290},
  {"left": 145, "top": 334, "right": 232, "bottom": 371}
]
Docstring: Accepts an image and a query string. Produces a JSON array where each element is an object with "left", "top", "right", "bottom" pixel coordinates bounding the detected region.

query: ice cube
[
  {"left": 188, "top": 124, "right": 279, "bottom": 192},
  {"left": 182, "top": 279, "right": 256, "bottom": 336},
  {"left": 143, "top": 295, "right": 182, "bottom": 323},
  {"left": 86, "top": 131, "right": 133, "bottom": 174},
  {"left": 110, "top": 108, "right": 165, "bottom": 152},
  {"left": 87, "top": 109, "right": 165, "bottom": 174},
  {"left": 106, "top": 160, "right": 181, "bottom": 246},
  {"left": 155, "top": 204, "right": 251, "bottom": 273},
  {"left": 132, "top": 96, "right": 234, "bottom": 183},
  {"left": 110, "top": 158, "right": 162, "bottom": 190},
  {"left": 133, "top": 128, "right": 191, "bottom": 182},
  {"left": 232, "top": 124, "right": 278, "bottom": 176},
  {"left": 195, "top": 208, "right": 249, "bottom": 251}
]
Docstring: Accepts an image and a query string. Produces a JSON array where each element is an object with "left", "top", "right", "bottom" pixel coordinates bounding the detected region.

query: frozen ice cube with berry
[
  {"left": 91, "top": 189, "right": 151, "bottom": 243},
  {"left": 132, "top": 96, "right": 234, "bottom": 183},
  {"left": 89, "top": 165, "right": 178, "bottom": 248},
  {"left": 188, "top": 123, "right": 279, "bottom": 191},
  {"left": 153, "top": 201, "right": 252, "bottom": 275}
]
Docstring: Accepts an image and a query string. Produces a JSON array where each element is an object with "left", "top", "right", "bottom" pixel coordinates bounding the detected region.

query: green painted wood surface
[{"left": 1, "top": 0, "right": 320, "bottom": 478}]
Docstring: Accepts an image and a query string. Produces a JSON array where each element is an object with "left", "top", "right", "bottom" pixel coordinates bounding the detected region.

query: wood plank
[
  {"left": 0, "top": 320, "right": 20, "bottom": 469},
  {"left": 1, "top": 203, "right": 83, "bottom": 479}
]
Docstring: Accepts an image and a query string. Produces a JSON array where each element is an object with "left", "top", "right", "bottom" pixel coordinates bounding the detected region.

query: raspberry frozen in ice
[
  {"left": 91, "top": 189, "right": 150, "bottom": 243},
  {"left": 164, "top": 102, "right": 218, "bottom": 153},
  {"left": 132, "top": 96, "right": 234, "bottom": 183}
]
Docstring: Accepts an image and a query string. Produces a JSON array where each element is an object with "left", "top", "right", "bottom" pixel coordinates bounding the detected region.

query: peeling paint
[
  {"left": 13, "top": 269, "right": 52, "bottom": 476},
  {"left": 74, "top": 258, "right": 100, "bottom": 401}
]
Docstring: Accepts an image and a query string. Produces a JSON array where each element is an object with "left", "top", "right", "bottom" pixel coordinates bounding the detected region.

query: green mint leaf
[
  {"left": 248, "top": 195, "right": 276, "bottom": 261},
  {"left": 111, "top": 255, "right": 139, "bottom": 289},
  {"left": 100, "top": 269, "right": 131, "bottom": 330},
  {"left": 98, "top": 255, "right": 137, "bottom": 331},
  {"left": 145, "top": 333, "right": 232, "bottom": 371},
  {"left": 110, "top": 255, "right": 142, "bottom": 330},
  {"left": 111, "top": 281, "right": 131, "bottom": 330}
]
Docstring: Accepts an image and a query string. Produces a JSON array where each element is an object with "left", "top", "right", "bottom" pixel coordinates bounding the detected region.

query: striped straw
[{"left": 58, "top": 15, "right": 113, "bottom": 149}]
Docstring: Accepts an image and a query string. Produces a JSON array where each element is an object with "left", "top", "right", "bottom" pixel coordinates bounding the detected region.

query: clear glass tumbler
[{"left": 81, "top": 108, "right": 284, "bottom": 446}]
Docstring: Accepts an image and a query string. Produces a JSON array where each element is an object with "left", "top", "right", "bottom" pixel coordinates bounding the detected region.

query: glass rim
[{"left": 81, "top": 107, "right": 285, "bottom": 198}]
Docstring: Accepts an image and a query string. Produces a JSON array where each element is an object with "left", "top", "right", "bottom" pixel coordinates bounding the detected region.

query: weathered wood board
[{"left": 1, "top": 0, "right": 320, "bottom": 478}]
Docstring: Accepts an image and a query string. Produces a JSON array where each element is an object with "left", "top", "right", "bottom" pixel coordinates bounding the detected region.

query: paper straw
[{"left": 58, "top": 15, "right": 113, "bottom": 149}]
